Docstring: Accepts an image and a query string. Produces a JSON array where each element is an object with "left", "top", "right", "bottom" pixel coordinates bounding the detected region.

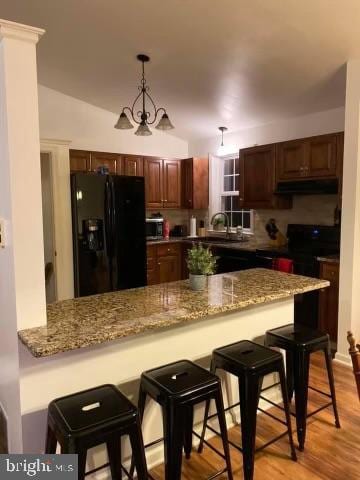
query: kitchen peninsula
[{"left": 18, "top": 269, "right": 327, "bottom": 469}]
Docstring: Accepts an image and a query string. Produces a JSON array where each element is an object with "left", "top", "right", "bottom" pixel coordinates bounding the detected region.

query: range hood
[{"left": 275, "top": 178, "right": 338, "bottom": 195}]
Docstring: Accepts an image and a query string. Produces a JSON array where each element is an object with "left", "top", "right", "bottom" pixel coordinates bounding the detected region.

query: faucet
[{"left": 210, "top": 212, "right": 231, "bottom": 238}]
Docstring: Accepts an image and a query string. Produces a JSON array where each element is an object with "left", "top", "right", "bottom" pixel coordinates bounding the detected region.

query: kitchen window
[{"left": 221, "top": 156, "right": 254, "bottom": 233}]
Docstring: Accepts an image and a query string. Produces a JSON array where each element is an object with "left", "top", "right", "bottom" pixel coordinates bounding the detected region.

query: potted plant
[
  {"left": 213, "top": 217, "right": 225, "bottom": 231},
  {"left": 187, "top": 243, "right": 217, "bottom": 291}
]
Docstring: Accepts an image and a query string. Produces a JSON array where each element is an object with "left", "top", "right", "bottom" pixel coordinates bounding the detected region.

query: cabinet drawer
[
  {"left": 320, "top": 262, "right": 339, "bottom": 283},
  {"left": 157, "top": 243, "right": 181, "bottom": 257},
  {"left": 146, "top": 245, "right": 157, "bottom": 267}
]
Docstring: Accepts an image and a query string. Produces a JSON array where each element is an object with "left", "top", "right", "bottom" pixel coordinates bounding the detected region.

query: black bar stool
[
  {"left": 135, "top": 359, "right": 233, "bottom": 480},
  {"left": 45, "top": 384, "right": 148, "bottom": 480},
  {"left": 265, "top": 324, "right": 341, "bottom": 451},
  {"left": 198, "top": 340, "right": 297, "bottom": 480}
]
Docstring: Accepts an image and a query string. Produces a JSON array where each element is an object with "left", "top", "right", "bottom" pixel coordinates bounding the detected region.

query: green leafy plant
[
  {"left": 186, "top": 243, "right": 217, "bottom": 275},
  {"left": 213, "top": 217, "right": 225, "bottom": 227}
]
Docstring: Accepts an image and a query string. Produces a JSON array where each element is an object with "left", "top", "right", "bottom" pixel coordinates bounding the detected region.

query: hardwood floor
[{"left": 150, "top": 353, "right": 360, "bottom": 479}]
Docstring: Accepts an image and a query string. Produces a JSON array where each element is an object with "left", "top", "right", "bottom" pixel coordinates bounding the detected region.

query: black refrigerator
[{"left": 71, "top": 173, "right": 146, "bottom": 297}]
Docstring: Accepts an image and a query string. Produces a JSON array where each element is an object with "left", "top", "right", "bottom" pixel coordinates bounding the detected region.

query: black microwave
[{"left": 146, "top": 218, "right": 164, "bottom": 240}]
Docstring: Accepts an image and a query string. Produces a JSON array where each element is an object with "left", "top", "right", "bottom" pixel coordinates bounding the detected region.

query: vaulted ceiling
[{"left": 0, "top": 0, "right": 357, "bottom": 140}]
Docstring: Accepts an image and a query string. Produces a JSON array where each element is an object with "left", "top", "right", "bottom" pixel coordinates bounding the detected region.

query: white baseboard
[
  {"left": 334, "top": 352, "right": 352, "bottom": 367},
  {"left": 87, "top": 384, "right": 283, "bottom": 480}
]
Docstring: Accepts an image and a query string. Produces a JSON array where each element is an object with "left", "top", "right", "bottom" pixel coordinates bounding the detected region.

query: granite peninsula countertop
[{"left": 18, "top": 269, "right": 329, "bottom": 358}]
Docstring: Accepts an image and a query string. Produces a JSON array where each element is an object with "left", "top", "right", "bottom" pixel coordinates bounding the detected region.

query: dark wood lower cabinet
[
  {"left": 318, "top": 260, "right": 339, "bottom": 343},
  {"left": 147, "top": 242, "right": 182, "bottom": 285}
]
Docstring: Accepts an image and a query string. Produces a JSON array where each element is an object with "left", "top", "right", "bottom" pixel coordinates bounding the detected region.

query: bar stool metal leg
[
  {"left": 293, "top": 350, "right": 310, "bottom": 451},
  {"left": 286, "top": 351, "right": 294, "bottom": 402},
  {"left": 239, "top": 374, "right": 261, "bottom": 480},
  {"left": 183, "top": 405, "right": 194, "bottom": 459},
  {"left": 163, "top": 404, "right": 184, "bottom": 480},
  {"left": 45, "top": 424, "right": 57, "bottom": 454},
  {"left": 324, "top": 347, "right": 341, "bottom": 429},
  {"left": 278, "top": 363, "right": 297, "bottom": 461},
  {"left": 129, "top": 419, "right": 148, "bottom": 480},
  {"left": 77, "top": 450, "right": 87, "bottom": 480},
  {"left": 106, "top": 437, "right": 123, "bottom": 480},
  {"left": 214, "top": 389, "right": 234, "bottom": 480}
]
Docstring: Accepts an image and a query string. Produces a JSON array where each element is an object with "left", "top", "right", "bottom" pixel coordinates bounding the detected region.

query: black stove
[{"left": 256, "top": 224, "right": 340, "bottom": 329}]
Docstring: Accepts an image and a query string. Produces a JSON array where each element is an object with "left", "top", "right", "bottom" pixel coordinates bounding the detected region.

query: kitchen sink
[{"left": 187, "top": 236, "right": 249, "bottom": 244}]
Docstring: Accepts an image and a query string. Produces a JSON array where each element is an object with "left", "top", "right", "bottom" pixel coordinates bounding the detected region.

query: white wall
[
  {"left": 337, "top": 61, "right": 360, "bottom": 364},
  {"left": 189, "top": 107, "right": 345, "bottom": 156},
  {"left": 38, "top": 85, "right": 188, "bottom": 157}
]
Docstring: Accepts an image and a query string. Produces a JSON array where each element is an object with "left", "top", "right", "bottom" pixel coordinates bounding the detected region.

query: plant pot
[{"left": 189, "top": 273, "right": 207, "bottom": 291}]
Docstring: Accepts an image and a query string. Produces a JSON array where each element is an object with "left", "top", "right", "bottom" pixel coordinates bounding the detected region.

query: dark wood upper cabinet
[
  {"left": 276, "top": 133, "right": 341, "bottom": 182},
  {"left": 90, "top": 151, "right": 120, "bottom": 174},
  {"left": 307, "top": 134, "right": 337, "bottom": 178},
  {"left": 239, "top": 144, "right": 291, "bottom": 209},
  {"left": 121, "top": 155, "right": 144, "bottom": 177},
  {"left": 144, "top": 157, "right": 164, "bottom": 209},
  {"left": 318, "top": 261, "right": 339, "bottom": 344},
  {"left": 182, "top": 157, "right": 209, "bottom": 209},
  {"left": 277, "top": 140, "right": 308, "bottom": 180},
  {"left": 144, "top": 158, "right": 181, "bottom": 209},
  {"left": 163, "top": 159, "right": 181, "bottom": 208},
  {"left": 69, "top": 150, "right": 90, "bottom": 173}
]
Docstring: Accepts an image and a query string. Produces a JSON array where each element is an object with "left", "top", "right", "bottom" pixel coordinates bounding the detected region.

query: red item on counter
[
  {"left": 272, "top": 257, "right": 293, "bottom": 273},
  {"left": 163, "top": 219, "right": 170, "bottom": 240}
]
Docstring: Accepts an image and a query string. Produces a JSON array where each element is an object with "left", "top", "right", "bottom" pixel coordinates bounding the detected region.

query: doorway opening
[{"left": 40, "top": 152, "right": 57, "bottom": 303}]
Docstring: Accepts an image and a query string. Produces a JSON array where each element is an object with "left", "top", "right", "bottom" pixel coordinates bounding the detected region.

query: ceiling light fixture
[
  {"left": 114, "top": 54, "right": 174, "bottom": 136},
  {"left": 218, "top": 126, "right": 228, "bottom": 146}
]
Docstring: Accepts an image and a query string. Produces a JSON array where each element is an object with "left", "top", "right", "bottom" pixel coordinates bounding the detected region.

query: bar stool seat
[
  {"left": 265, "top": 324, "right": 341, "bottom": 451},
  {"left": 199, "top": 340, "right": 297, "bottom": 480},
  {"left": 136, "top": 359, "right": 233, "bottom": 480},
  {"left": 45, "top": 384, "right": 148, "bottom": 480}
]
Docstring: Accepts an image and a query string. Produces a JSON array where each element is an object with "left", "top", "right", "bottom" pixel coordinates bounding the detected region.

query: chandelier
[{"left": 114, "top": 54, "right": 174, "bottom": 136}]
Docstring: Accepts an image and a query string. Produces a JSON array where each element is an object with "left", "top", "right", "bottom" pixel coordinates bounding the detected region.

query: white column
[
  {"left": 337, "top": 60, "right": 360, "bottom": 364},
  {"left": 0, "top": 19, "right": 46, "bottom": 330},
  {"left": 0, "top": 20, "right": 45, "bottom": 452}
]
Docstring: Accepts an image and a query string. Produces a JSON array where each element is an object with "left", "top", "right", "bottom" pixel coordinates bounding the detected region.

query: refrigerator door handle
[
  {"left": 110, "top": 178, "right": 117, "bottom": 244},
  {"left": 104, "top": 177, "right": 114, "bottom": 258}
]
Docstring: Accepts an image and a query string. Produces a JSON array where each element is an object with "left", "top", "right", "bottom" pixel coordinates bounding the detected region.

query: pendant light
[
  {"left": 114, "top": 54, "right": 175, "bottom": 136},
  {"left": 218, "top": 126, "right": 228, "bottom": 155}
]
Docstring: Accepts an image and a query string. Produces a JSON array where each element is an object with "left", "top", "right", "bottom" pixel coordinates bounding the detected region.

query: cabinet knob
[
  {"left": 239, "top": 197, "right": 244, "bottom": 201},
  {"left": 158, "top": 262, "right": 161, "bottom": 265},
  {"left": 164, "top": 199, "right": 168, "bottom": 202}
]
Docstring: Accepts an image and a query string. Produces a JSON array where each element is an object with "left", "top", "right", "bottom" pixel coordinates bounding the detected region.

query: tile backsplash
[
  {"left": 147, "top": 195, "right": 338, "bottom": 241},
  {"left": 254, "top": 194, "right": 338, "bottom": 242},
  {"left": 146, "top": 209, "right": 208, "bottom": 235}
]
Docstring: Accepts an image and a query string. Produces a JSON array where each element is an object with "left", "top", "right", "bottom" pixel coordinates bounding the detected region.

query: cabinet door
[
  {"left": 144, "top": 157, "right": 164, "bottom": 209},
  {"left": 181, "top": 158, "right": 194, "bottom": 209},
  {"left": 122, "top": 155, "right": 144, "bottom": 177},
  {"left": 276, "top": 140, "right": 307, "bottom": 181},
  {"left": 146, "top": 244, "right": 158, "bottom": 285},
  {"left": 306, "top": 134, "right": 337, "bottom": 178},
  {"left": 163, "top": 159, "right": 181, "bottom": 208},
  {"left": 239, "top": 144, "right": 277, "bottom": 209},
  {"left": 158, "top": 255, "right": 181, "bottom": 283},
  {"left": 90, "top": 152, "right": 119, "bottom": 174},
  {"left": 193, "top": 157, "right": 209, "bottom": 209},
  {"left": 318, "top": 262, "right": 339, "bottom": 342},
  {"left": 70, "top": 150, "right": 90, "bottom": 172}
]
